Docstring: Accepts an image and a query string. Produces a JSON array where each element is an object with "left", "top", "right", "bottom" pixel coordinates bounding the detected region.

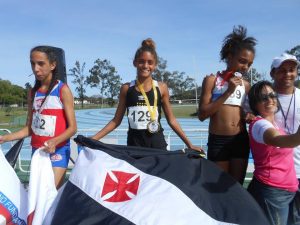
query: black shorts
[
  {"left": 207, "top": 131, "right": 250, "bottom": 161},
  {"left": 127, "top": 129, "right": 168, "bottom": 150}
]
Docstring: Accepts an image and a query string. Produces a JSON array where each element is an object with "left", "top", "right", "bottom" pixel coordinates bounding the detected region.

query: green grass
[
  {"left": 0, "top": 104, "right": 199, "bottom": 131},
  {"left": 0, "top": 107, "right": 28, "bottom": 130},
  {"left": 167, "top": 104, "right": 198, "bottom": 118}
]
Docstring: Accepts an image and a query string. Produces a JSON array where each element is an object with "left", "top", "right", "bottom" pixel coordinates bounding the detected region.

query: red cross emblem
[
  {"left": 0, "top": 204, "right": 12, "bottom": 224},
  {"left": 101, "top": 171, "right": 140, "bottom": 202}
]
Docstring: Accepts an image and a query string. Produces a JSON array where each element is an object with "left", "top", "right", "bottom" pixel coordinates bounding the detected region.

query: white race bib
[
  {"left": 31, "top": 113, "right": 57, "bottom": 137},
  {"left": 224, "top": 88, "right": 245, "bottom": 106},
  {"left": 221, "top": 83, "right": 245, "bottom": 106},
  {"left": 127, "top": 106, "right": 158, "bottom": 130}
]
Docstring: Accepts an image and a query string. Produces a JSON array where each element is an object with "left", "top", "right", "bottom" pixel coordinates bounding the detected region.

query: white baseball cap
[{"left": 271, "top": 53, "right": 299, "bottom": 70}]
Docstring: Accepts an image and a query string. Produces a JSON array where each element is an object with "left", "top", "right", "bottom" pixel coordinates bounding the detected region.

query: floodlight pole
[
  {"left": 250, "top": 68, "right": 253, "bottom": 86},
  {"left": 195, "top": 77, "right": 198, "bottom": 109}
]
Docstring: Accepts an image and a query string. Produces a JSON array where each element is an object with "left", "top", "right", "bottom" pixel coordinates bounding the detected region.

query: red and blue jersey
[{"left": 31, "top": 80, "right": 69, "bottom": 148}]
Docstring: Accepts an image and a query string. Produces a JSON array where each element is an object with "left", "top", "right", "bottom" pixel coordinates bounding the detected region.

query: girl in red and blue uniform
[{"left": 0, "top": 46, "right": 77, "bottom": 189}]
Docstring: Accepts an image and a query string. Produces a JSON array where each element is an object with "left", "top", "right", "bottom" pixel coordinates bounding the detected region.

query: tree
[
  {"left": 245, "top": 68, "right": 264, "bottom": 85},
  {"left": 180, "top": 76, "right": 196, "bottom": 98},
  {"left": 69, "top": 61, "right": 88, "bottom": 109},
  {"left": 0, "top": 79, "right": 26, "bottom": 106},
  {"left": 287, "top": 45, "right": 300, "bottom": 61},
  {"left": 286, "top": 45, "right": 300, "bottom": 79},
  {"left": 286, "top": 45, "right": 300, "bottom": 87},
  {"left": 25, "top": 82, "right": 32, "bottom": 91},
  {"left": 152, "top": 57, "right": 193, "bottom": 97},
  {"left": 24, "top": 82, "right": 32, "bottom": 100},
  {"left": 152, "top": 57, "right": 172, "bottom": 83},
  {"left": 87, "top": 59, "right": 122, "bottom": 107}
]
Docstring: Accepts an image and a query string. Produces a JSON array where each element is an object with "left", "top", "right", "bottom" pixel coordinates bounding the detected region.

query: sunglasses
[{"left": 260, "top": 92, "right": 278, "bottom": 102}]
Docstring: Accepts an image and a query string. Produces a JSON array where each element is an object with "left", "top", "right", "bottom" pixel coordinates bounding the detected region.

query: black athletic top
[{"left": 125, "top": 80, "right": 167, "bottom": 149}]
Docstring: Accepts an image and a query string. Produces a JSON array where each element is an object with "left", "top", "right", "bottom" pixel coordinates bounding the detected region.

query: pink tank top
[{"left": 249, "top": 117, "right": 298, "bottom": 192}]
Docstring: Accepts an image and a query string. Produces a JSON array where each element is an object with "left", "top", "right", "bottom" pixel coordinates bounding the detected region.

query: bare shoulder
[
  {"left": 157, "top": 81, "right": 168, "bottom": 89},
  {"left": 157, "top": 81, "right": 168, "bottom": 95},
  {"left": 204, "top": 73, "right": 216, "bottom": 82},
  {"left": 61, "top": 84, "right": 73, "bottom": 96},
  {"left": 242, "top": 78, "right": 250, "bottom": 85},
  {"left": 242, "top": 79, "right": 251, "bottom": 92},
  {"left": 120, "top": 82, "right": 130, "bottom": 95},
  {"left": 201, "top": 73, "right": 216, "bottom": 90},
  {"left": 121, "top": 82, "right": 130, "bottom": 89}
]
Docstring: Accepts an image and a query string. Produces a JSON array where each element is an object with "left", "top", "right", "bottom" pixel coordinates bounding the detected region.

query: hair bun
[{"left": 141, "top": 38, "right": 156, "bottom": 50}]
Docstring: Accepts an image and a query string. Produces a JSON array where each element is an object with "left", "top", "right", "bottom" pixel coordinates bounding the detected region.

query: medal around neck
[{"left": 147, "top": 120, "right": 160, "bottom": 133}]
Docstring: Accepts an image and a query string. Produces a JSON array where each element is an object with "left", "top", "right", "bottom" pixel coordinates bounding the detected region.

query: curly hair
[{"left": 220, "top": 25, "right": 257, "bottom": 63}]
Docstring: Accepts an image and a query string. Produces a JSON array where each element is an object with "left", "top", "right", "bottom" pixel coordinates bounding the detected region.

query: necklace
[{"left": 277, "top": 88, "right": 295, "bottom": 134}]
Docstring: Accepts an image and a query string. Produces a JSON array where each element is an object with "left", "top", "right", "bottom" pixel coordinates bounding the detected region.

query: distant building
[{"left": 74, "top": 100, "right": 90, "bottom": 105}]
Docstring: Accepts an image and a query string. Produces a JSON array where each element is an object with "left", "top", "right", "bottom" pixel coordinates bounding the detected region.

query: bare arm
[
  {"left": 43, "top": 85, "right": 77, "bottom": 153},
  {"left": 264, "top": 125, "right": 300, "bottom": 148},
  {"left": 160, "top": 82, "right": 203, "bottom": 152},
  {"left": 242, "top": 80, "right": 255, "bottom": 123},
  {"left": 0, "top": 93, "right": 33, "bottom": 143},
  {"left": 91, "top": 84, "right": 128, "bottom": 140},
  {"left": 198, "top": 74, "right": 242, "bottom": 121}
]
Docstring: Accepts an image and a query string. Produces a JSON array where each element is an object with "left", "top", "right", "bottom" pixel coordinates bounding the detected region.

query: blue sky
[{"left": 0, "top": 0, "right": 299, "bottom": 96}]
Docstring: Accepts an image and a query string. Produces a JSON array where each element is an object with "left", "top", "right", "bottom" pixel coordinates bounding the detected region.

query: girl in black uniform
[{"left": 92, "top": 38, "right": 203, "bottom": 152}]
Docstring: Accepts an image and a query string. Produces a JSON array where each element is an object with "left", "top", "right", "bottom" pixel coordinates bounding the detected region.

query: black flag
[
  {"left": 46, "top": 135, "right": 269, "bottom": 225},
  {"left": 5, "top": 138, "right": 24, "bottom": 168}
]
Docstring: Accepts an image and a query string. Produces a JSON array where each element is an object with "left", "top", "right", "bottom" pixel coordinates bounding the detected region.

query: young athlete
[
  {"left": 0, "top": 46, "right": 77, "bottom": 189},
  {"left": 247, "top": 81, "right": 300, "bottom": 225},
  {"left": 92, "top": 38, "right": 203, "bottom": 152},
  {"left": 198, "top": 25, "right": 257, "bottom": 184}
]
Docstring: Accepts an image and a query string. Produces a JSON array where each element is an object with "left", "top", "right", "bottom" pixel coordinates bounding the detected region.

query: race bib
[
  {"left": 127, "top": 106, "right": 158, "bottom": 130},
  {"left": 31, "top": 113, "right": 57, "bottom": 137},
  {"left": 224, "top": 88, "right": 245, "bottom": 106}
]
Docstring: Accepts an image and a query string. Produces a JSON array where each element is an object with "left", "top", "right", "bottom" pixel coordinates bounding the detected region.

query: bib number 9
[
  {"left": 131, "top": 110, "right": 151, "bottom": 122},
  {"left": 230, "top": 90, "right": 241, "bottom": 99}
]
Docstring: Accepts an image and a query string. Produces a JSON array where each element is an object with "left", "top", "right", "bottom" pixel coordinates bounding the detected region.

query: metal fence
[{"left": 1, "top": 128, "right": 210, "bottom": 173}]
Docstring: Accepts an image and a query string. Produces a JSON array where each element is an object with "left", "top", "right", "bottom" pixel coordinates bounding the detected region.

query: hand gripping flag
[
  {"left": 27, "top": 149, "right": 57, "bottom": 225},
  {"left": 45, "top": 135, "right": 269, "bottom": 225},
  {"left": 0, "top": 146, "right": 57, "bottom": 225},
  {"left": 0, "top": 149, "right": 27, "bottom": 225}
]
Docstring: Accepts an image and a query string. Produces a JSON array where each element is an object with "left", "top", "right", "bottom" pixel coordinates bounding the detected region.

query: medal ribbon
[
  {"left": 219, "top": 71, "right": 234, "bottom": 86},
  {"left": 136, "top": 80, "right": 157, "bottom": 122},
  {"left": 278, "top": 89, "right": 295, "bottom": 134}
]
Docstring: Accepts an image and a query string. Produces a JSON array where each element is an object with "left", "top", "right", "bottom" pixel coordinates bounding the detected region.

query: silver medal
[{"left": 147, "top": 121, "right": 160, "bottom": 133}]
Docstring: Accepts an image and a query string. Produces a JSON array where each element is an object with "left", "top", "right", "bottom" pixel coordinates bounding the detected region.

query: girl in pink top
[{"left": 247, "top": 81, "right": 300, "bottom": 225}]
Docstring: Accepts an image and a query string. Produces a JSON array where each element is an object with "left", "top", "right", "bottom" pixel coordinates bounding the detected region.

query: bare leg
[
  {"left": 52, "top": 167, "right": 67, "bottom": 189},
  {"left": 229, "top": 158, "right": 248, "bottom": 185}
]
